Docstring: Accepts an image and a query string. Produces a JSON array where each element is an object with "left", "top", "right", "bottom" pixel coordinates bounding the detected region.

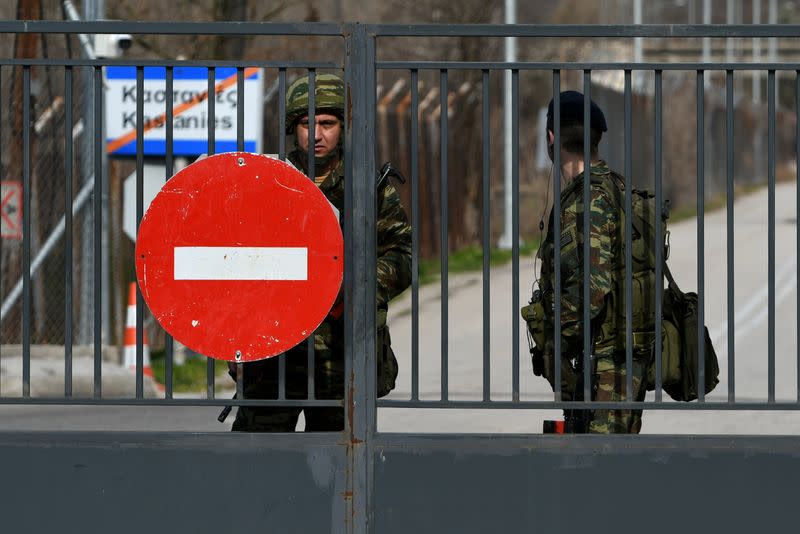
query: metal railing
[
  {"left": 369, "top": 25, "right": 800, "bottom": 417},
  {"left": 0, "top": 21, "right": 799, "bottom": 422}
]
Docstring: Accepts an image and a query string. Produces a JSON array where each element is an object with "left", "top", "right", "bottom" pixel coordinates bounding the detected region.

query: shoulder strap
[
  {"left": 595, "top": 171, "right": 649, "bottom": 239},
  {"left": 598, "top": 172, "right": 679, "bottom": 292},
  {"left": 663, "top": 261, "right": 682, "bottom": 294}
]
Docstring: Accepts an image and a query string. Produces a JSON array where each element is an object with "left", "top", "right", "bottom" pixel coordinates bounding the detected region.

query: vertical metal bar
[
  {"left": 307, "top": 69, "right": 316, "bottom": 400},
  {"left": 93, "top": 66, "right": 103, "bottom": 398},
  {"left": 0, "top": 66, "right": 2, "bottom": 395},
  {"left": 440, "top": 68, "right": 449, "bottom": 401},
  {"left": 624, "top": 69, "right": 633, "bottom": 402},
  {"left": 237, "top": 67, "right": 244, "bottom": 152},
  {"left": 277, "top": 67, "right": 287, "bottom": 399},
  {"left": 512, "top": 69, "right": 520, "bottom": 402},
  {"left": 726, "top": 69, "right": 736, "bottom": 402},
  {"left": 165, "top": 66, "right": 174, "bottom": 399},
  {"left": 235, "top": 66, "right": 246, "bottom": 394},
  {"left": 768, "top": 69, "right": 776, "bottom": 403},
  {"left": 0, "top": 66, "right": 2, "bottom": 396},
  {"left": 654, "top": 70, "right": 664, "bottom": 403},
  {"left": 22, "top": 66, "right": 31, "bottom": 398},
  {"left": 582, "top": 70, "right": 591, "bottom": 403},
  {"left": 308, "top": 68, "right": 316, "bottom": 174},
  {"left": 343, "top": 23, "right": 371, "bottom": 533},
  {"left": 235, "top": 359, "right": 243, "bottom": 404},
  {"left": 135, "top": 66, "right": 145, "bottom": 399},
  {"left": 65, "top": 66, "right": 74, "bottom": 398},
  {"left": 278, "top": 68, "right": 286, "bottom": 161},
  {"left": 207, "top": 68, "right": 216, "bottom": 154},
  {"left": 411, "top": 68, "right": 420, "bottom": 401},
  {"left": 207, "top": 66, "right": 216, "bottom": 399},
  {"left": 796, "top": 70, "right": 800, "bottom": 404},
  {"left": 552, "top": 70, "right": 562, "bottom": 402},
  {"left": 367, "top": 36, "right": 379, "bottom": 430},
  {"left": 697, "top": 69, "right": 706, "bottom": 402},
  {"left": 482, "top": 69, "right": 491, "bottom": 402}
]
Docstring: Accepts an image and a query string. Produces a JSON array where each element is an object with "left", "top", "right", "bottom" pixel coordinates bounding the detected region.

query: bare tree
[{"left": 109, "top": 1, "right": 289, "bottom": 60}]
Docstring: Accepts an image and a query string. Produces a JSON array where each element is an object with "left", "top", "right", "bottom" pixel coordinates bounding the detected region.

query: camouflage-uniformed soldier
[
  {"left": 525, "top": 90, "right": 647, "bottom": 434},
  {"left": 231, "top": 74, "right": 412, "bottom": 432}
]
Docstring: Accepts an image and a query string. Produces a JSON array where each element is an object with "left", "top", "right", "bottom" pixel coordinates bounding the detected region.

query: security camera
[
  {"left": 94, "top": 33, "right": 133, "bottom": 58},
  {"left": 116, "top": 34, "right": 133, "bottom": 51}
]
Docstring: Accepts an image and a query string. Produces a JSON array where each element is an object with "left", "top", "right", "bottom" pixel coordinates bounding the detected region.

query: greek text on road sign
[
  {"left": 135, "top": 153, "right": 343, "bottom": 362},
  {"left": 105, "top": 67, "right": 263, "bottom": 156}
]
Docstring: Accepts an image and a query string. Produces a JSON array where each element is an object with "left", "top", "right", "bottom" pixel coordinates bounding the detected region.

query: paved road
[{"left": 1, "top": 183, "right": 797, "bottom": 434}]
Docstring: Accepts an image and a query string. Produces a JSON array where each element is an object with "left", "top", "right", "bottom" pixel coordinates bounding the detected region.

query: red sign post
[{"left": 135, "top": 152, "right": 343, "bottom": 362}]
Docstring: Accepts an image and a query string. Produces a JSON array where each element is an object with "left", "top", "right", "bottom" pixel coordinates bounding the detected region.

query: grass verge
[
  {"left": 417, "top": 240, "right": 540, "bottom": 286},
  {"left": 150, "top": 350, "right": 230, "bottom": 393}
]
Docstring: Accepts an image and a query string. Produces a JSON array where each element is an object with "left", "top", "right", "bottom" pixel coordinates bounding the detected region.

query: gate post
[{"left": 343, "top": 22, "right": 376, "bottom": 534}]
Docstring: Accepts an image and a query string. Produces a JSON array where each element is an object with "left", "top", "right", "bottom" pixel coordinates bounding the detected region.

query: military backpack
[{"left": 595, "top": 173, "right": 720, "bottom": 401}]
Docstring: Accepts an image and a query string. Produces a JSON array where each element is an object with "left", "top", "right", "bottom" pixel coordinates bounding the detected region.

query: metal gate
[{"left": 2, "top": 21, "right": 800, "bottom": 533}]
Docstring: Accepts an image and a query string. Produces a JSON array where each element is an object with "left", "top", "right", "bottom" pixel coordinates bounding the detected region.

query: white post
[
  {"left": 498, "top": 0, "right": 516, "bottom": 249},
  {"left": 633, "top": 0, "right": 642, "bottom": 91},
  {"left": 702, "top": 0, "right": 711, "bottom": 65},
  {"left": 768, "top": 0, "right": 778, "bottom": 107},
  {"left": 753, "top": 0, "right": 761, "bottom": 104},
  {"left": 633, "top": 0, "right": 642, "bottom": 63},
  {"left": 726, "top": 0, "right": 735, "bottom": 65}
]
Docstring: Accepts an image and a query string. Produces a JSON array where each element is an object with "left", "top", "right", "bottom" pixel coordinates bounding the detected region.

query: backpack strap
[
  {"left": 663, "top": 261, "right": 681, "bottom": 294},
  {"left": 594, "top": 171, "right": 649, "bottom": 242}
]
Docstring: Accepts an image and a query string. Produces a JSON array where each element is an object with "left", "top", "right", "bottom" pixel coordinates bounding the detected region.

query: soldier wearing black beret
[{"left": 523, "top": 90, "right": 652, "bottom": 434}]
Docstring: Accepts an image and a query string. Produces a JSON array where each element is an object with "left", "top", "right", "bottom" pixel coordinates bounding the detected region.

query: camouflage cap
[{"left": 285, "top": 73, "right": 345, "bottom": 134}]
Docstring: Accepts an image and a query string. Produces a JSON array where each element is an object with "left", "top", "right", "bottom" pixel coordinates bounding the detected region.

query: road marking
[
  {"left": 173, "top": 246, "right": 307, "bottom": 281},
  {"left": 711, "top": 258, "right": 797, "bottom": 354}
]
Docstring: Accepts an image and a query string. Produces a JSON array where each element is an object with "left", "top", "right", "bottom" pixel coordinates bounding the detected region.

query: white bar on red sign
[{"left": 173, "top": 247, "right": 308, "bottom": 281}]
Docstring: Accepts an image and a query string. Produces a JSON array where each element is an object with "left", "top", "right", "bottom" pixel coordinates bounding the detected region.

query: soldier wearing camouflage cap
[
  {"left": 231, "top": 74, "right": 412, "bottom": 432},
  {"left": 522, "top": 90, "right": 649, "bottom": 433}
]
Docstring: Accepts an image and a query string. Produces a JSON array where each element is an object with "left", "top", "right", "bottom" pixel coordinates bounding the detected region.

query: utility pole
[
  {"left": 498, "top": 0, "right": 516, "bottom": 249},
  {"left": 77, "top": 0, "right": 110, "bottom": 345}
]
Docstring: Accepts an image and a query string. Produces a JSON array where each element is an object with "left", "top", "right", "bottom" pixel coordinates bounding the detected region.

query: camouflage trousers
[
  {"left": 231, "top": 341, "right": 346, "bottom": 432},
  {"left": 587, "top": 357, "right": 648, "bottom": 434},
  {"left": 537, "top": 349, "right": 648, "bottom": 434},
  {"left": 231, "top": 328, "right": 398, "bottom": 432}
]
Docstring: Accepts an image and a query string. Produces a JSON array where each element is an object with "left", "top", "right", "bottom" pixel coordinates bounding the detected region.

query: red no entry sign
[{"left": 135, "top": 152, "right": 343, "bottom": 362}]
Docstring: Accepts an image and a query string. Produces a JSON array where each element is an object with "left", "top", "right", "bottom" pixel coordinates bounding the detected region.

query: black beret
[{"left": 546, "top": 90, "right": 608, "bottom": 133}]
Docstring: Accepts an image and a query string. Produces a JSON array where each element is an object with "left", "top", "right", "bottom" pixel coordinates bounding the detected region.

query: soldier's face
[{"left": 296, "top": 113, "right": 342, "bottom": 158}]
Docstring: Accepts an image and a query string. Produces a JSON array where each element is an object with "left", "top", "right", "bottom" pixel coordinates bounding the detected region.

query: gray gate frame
[{"left": 1, "top": 21, "right": 800, "bottom": 533}]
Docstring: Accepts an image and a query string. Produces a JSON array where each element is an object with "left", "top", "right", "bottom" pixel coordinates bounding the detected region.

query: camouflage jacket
[
  {"left": 288, "top": 149, "right": 412, "bottom": 337},
  {"left": 538, "top": 161, "right": 624, "bottom": 358}
]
